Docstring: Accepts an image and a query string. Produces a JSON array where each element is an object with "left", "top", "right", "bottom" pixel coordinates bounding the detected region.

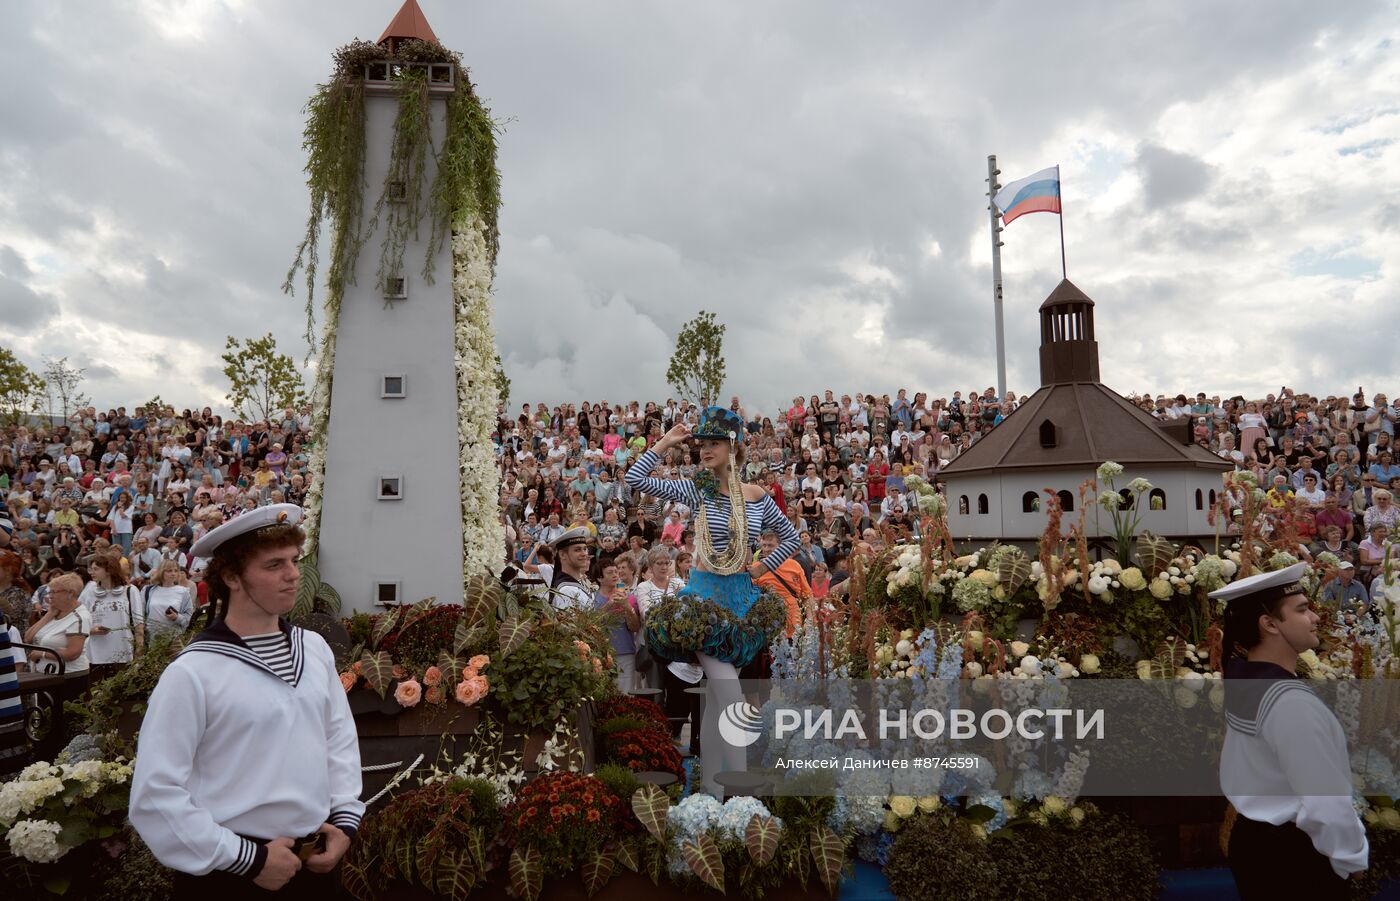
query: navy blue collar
[{"left": 183, "top": 617, "right": 304, "bottom": 686}]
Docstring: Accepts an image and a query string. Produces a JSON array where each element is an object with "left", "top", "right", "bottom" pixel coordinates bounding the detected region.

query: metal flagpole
[
  {"left": 987, "top": 155, "right": 1007, "bottom": 400},
  {"left": 1057, "top": 164, "right": 1067, "bottom": 279}
]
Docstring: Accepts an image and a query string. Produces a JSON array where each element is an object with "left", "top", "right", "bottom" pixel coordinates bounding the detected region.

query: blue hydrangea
[
  {"left": 716, "top": 796, "right": 783, "bottom": 841},
  {"left": 967, "top": 791, "right": 1008, "bottom": 833}
]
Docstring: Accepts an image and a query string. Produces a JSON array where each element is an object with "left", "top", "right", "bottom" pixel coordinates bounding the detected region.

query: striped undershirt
[{"left": 243, "top": 632, "right": 296, "bottom": 685}]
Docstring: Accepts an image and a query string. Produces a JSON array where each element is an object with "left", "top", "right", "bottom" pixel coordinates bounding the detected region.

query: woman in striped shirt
[{"left": 625, "top": 406, "right": 799, "bottom": 796}]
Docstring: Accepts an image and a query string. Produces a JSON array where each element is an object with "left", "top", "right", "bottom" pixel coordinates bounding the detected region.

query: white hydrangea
[{"left": 6, "top": 819, "right": 69, "bottom": 864}]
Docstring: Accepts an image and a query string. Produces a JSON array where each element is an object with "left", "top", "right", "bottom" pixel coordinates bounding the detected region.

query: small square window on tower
[
  {"left": 374, "top": 581, "right": 402, "bottom": 606},
  {"left": 378, "top": 475, "right": 403, "bottom": 500},
  {"left": 381, "top": 374, "right": 406, "bottom": 398},
  {"left": 384, "top": 277, "right": 408, "bottom": 300},
  {"left": 387, "top": 180, "right": 408, "bottom": 203}
]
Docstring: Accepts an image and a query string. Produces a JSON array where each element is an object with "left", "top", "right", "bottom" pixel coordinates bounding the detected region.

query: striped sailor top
[
  {"left": 244, "top": 631, "right": 297, "bottom": 686},
  {"left": 624, "top": 448, "right": 800, "bottom": 573}
]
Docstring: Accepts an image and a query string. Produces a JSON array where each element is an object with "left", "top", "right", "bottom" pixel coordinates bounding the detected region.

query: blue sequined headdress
[{"left": 694, "top": 406, "right": 744, "bottom": 441}]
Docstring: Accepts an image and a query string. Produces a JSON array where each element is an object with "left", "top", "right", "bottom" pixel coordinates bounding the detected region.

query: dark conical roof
[
  {"left": 378, "top": 0, "right": 439, "bottom": 46},
  {"left": 938, "top": 382, "right": 1231, "bottom": 476},
  {"left": 1039, "top": 277, "right": 1094, "bottom": 311}
]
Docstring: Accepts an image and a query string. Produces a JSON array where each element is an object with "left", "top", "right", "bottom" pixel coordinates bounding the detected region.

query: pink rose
[
  {"left": 425, "top": 684, "right": 444, "bottom": 705},
  {"left": 423, "top": 666, "right": 443, "bottom": 687},
  {"left": 462, "top": 665, "right": 478, "bottom": 681},
  {"left": 394, "top": 678, "right": 423, "bottom": 708},
  {"left": 455, "top": 676, "right": 488, "bottom": 706},
  {"left": 339, "top": 672, "right": 356, "bottom": 692},
  {"left": 468, "top": 654, "right": 490, "bottom": 671}
]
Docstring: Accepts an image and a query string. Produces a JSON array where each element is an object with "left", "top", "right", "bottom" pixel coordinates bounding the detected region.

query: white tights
[{"left": 697, "top": 652, "right": 747, "bottom": 798}]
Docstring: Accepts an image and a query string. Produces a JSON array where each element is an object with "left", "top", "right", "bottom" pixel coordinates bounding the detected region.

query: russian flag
[{"left": 993, "top": 166, "right": 1061, "bottom": 225}]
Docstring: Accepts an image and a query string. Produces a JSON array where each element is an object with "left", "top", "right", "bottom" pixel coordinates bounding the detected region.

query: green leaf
[
  {"left": 1135, "top": 531, "right": 1177, "bottom": 581},
  {"left": 315, "top": 581, "right": 343, "bottom": 616},
  {"left": 582, "top": 844, "right": 617, "bottom": 897},
  {"left": 42, "top": 873, "right": 71, "bottom": 895},
  {"left": 682, "top": 833, "right": 724, "bottom": 893},
  {"left": 371, "top": 606, "right": 403, "bottom": 650},
  {"left": 463, "top": 572, "right": 502, "bottom": 627},
  {"left": 614, "top": 837, "right": 640, "bottom": 873},
  {"left": 361, "top": 650, "right": 395, "bottom": 699},
  {"left": 294, "top": 553, "right": 321, "bottom": 621},
  {"left": 434, "top": 849, "right": 480, "bottom": 901},
  {"left": 963, "top": 804, "right": 997, "bottom": 825},
  {"left": 499, "top": 616, "right": 532, "bottom": 658},
  {"left": 631, "top": 785, "right": 670, "bottom": 844},
  {"left": 454, "top": 617, "right": 482, "bottom": 656},
  {"left": 509, "top": 846, "right": 542, "bottom": 901},
  {"left": 437, "top": 651, "right": 462, "bottom": 682},
  {"left": 995, "top": 546, "right": 1033, "bottom": 594},
  {"left": 341, "top": 859, "right": 374, "bottom": 901},
  {"left": 498, "top": 591, "right": 520, "bottom": 622},
  {"left": 745, "top": 814, "right": 780, "bottom": 865},
  {"left": 808, "top": 825, "right": 845, "bottom": 896}
]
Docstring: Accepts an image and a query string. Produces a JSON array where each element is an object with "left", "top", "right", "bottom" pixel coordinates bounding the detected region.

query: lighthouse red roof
[{"left": 378, "top": 0, "right": 440, "bottom": 47}]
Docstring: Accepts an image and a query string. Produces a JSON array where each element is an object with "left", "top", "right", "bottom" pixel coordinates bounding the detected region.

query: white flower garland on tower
[
  {"left": 300, "top": 288, "right": 342, "bottom": 557},
  {"left": 453, "top": 215, "right": 506, "bottom": 578}
]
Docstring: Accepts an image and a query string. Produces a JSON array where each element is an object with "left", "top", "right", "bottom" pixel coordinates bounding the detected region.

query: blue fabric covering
[{"left": 681, "top": 569, "right": 761, "bottom": 616}]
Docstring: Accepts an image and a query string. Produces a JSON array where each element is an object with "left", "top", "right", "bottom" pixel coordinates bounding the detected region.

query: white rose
[
  {"left": 1087, "top": 574, "right": 1110, "bottom": 595},
  {"left": 965, "top": 661, "right": 984, "bottom": 678},
  {"left": 895, "top": 640, "right": 913, "bottom": 657},
  {"left": 1020, "top": 655, "right": 1042, "bottom": 677},
  {"left": 1010, "top": 641, "right": 1030, "bottom": 658},
  {"left": 967, "top": 630, "right": 985, "bottom": 646},
  {"left": 1079, "top": 654, "right": 1100, "bottom": 675}
]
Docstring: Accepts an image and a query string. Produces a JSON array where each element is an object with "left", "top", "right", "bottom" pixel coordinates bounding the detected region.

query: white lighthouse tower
[{"left": 315, "top": 0, "right": 469, "bottom": 613}]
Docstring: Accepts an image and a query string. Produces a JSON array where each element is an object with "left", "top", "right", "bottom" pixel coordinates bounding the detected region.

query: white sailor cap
[
  {"left": 552, "top": 526, "right": 593, "bottom": 550},
  {"left": 190, "top": 503, "right": 304, "bottom": 558},
  {"left": 1207, "top": 562, "right": 1308, "bottom": 607}
]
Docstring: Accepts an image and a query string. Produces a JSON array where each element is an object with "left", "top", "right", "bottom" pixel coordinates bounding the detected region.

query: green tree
[
  {"left": 494, "top": 350, "right": 510, "bottom": 408},
  {"left": 222, "top": 333, "right": 308, "bottom": 423},
  {"left": 666, "top": 310, "right": 726, "bottom": 405},
  {"left": 0, "top": 346, "right": 45, "bottom": 427},
  {"left": 41, "top": 356, "right": 89, "bottom": 424}
]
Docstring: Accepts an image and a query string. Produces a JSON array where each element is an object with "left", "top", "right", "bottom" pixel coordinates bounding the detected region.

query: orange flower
[
  {"left": 468, "top": 654, "right": 490, "bottom": 670},
  {"left": 462, "top": 665, "right": 478, "bottom": 681},
  {"left": 351, "top": 661, "right": 363, "bottom": 676},
  {"left": 586, "top": 809, "right": 600, "bottom": 822},
  {"left": 339, "top": 672, "right": 355, "bottom": 692},
  {"left": 423, "top": 666, "right": 443, "bottom": 687},
  {"left": 391, "top": 664, "right": 407, "bottom": 679},
  {"left": 394, "top": 678, "right": 422, "bottom": 708},
  {"left": 425, "top": 684, "right": 444, "bottom": 705}
]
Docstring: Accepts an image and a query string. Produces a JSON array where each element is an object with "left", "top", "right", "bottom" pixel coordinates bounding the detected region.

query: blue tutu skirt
[{"left": 643, "top": 570, "right": 785, "bottom": 668}]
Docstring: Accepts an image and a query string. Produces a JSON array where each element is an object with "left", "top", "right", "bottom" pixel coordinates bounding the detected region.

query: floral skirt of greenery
[{"left": 643, "top": 571, "right": 785, "bottom": 668}]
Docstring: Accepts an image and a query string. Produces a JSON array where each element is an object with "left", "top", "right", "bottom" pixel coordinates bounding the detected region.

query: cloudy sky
[{"left": 1, "top": 0, "right": 1396, "bottom": 416}]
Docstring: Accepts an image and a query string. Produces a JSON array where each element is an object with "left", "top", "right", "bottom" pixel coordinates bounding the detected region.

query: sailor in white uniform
[
  {"left": 130, "top": 504, "right": 363, "bottom": 897},
  {"left": 543, "top": 526, "right": 598, "bottom": 611},
  {"left": 1212, "top": 562, "right": 1367, "bottom": 897}
]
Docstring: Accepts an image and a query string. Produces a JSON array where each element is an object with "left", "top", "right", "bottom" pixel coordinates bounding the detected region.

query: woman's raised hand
[{"left": 658, "top": 421, "right": 691, "bottom": 450}]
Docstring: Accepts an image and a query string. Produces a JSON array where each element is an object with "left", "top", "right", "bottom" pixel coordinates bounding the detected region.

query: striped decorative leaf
[
  {"left": 995, "top": 546, "right": 1033, "bottom": 594},
  {"left": 361, "top": 650, "right": 395, "bottom": 699},
  {"left": 341, "top": 858, "right": 373, "bottom": 901},
  {"left": 371, "top": 606, "right": 402, "bottom": 650},
  {"left": 434, "top": 849, "right": 480, "bottom": 901},
  {"left": 498, "top": 591, "right": 520, "bottom": 622},
  {"left": 509, "top": 846, "right": 542, "bottom": 901},
  {"left": 581, "top": 844, "right": 616, "bottom": 897},
  {"left": 499, "top": 616, "right": 532, "bottom": 658},
  {"left": 809, "top": 825, "right": 845, "bottom": 896},
  {"left": 454, "top": 618, "right": 482, "bottom": 656},
  {"left": 682, "top": 833, "right": 724, "bottom": 893},
  {"left": 631, "top": 785, "right": 669, "bottom": 844},
  {"left": 614, "top": 837, "right": 639, "bottom": 873},
  {"left": 437, "top": 652, "right": 462, "bottom": 682},
  {"left": 399, "top": 597, "right": 437, "bottom": 634},
  {"left": 463, "top": 572, "right": 502, "bottom": 626},
  {"left": 1136, "top": 532, "right": 1177, "bottom": 580},
  {"left": 294, "top": 553, "right": 321, "bottom": 621},
  {"left": 315, "top": 581, "right": 342, "bottom": 616},
  {"left": 745, "top": 814, "right": 780, "bottom": 865}
]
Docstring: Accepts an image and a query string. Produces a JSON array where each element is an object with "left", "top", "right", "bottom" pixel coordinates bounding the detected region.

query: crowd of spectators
[{"left": 2, "top": 385, "right": 1398, "bottom": 693}]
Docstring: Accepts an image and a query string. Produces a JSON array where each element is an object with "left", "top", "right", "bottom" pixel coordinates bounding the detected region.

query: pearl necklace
[{"left": 694, "top": 449, "right": 750, "bottom": 576}]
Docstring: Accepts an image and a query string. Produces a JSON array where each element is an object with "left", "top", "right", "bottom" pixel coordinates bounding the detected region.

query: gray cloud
[
  {"left": 0, "top": 1, "right": 1396, "bottom": 413},
  {"left": 1135, "top": 143, "right": 1215, "bottom": 207}
]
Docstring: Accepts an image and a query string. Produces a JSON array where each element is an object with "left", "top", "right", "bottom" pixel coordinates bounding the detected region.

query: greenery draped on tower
[{"left": 285, "top": 37, "right": 505, "bottom": 600}]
